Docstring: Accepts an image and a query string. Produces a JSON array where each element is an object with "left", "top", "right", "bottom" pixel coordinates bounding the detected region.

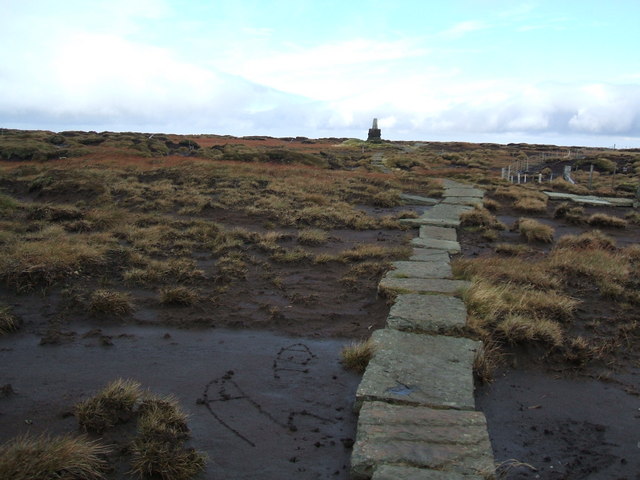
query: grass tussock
[
  {"left": 453, "top": 256, "right": 559, "bottom": 289},
  {"left": 340, "top": 338, "right": 375, "bottom": 373},
  {"left": 493, "top": 185, "right": 547, "bottom": 202},
  {"left": 159, "top": 286, "right": 199, "bottom": 306},
  {"left": 337, "top": 244, "right": 411, "bottom": 262},
  {"left": 131, "top": 394, "right": 206, "bottom": 480},
  {"left": 513, "top": 196, "right": 548, "bottom": 213},
  {"left": 296, "top": 228, "right": 329, "bottom": 246},
  {"left": 0, "top": 433, "right": 109, "bottom": 480},
  {"left": 129, "top": 439, "right": 206, "bottom": 480},
  {"left": 555, "top": 230, "right": 616, "bottom": 251},
  {"left": 0, "top": 305, "right": 19, "bottom": 335},
  {"left": 625, "top": 211, "right": 640, "bottom": 225},
  {"left": 482, "top": 198, "right": 500, "bottom": 211},
  {"left": 586, "top": 213, "right": 628, "bottom": 228},
  {"left": 554, "top": 202, "right": 585, "bottom": 224},
  {"left": 494, "top": 243, "right": 532, "bottom": 256},
  {"left": 517, "top": 218, "right": 554, "bottom": 243},
  {"left": 75, "top": 378, "right": 142, "bottom": 433},
  {"left": 464, "top": 279, "right": 578, "bottom": 328},
  {"left": 137, "top": 395, "right": 190, "bottom": 442},
  {"left": 0, "top": 233, "right": 109, "bottom": 292},
  {"left": 459, "top": 206, "right": 505, "bottom": 230},
  {"left": 496, "top": 314, "right": 564, "bottom": 347},
  {"left": 473, "top": 341, "right": 501, "bottom": 384},
  {"left": 88, "top": 289, "right": 134, "bottom": 316}
]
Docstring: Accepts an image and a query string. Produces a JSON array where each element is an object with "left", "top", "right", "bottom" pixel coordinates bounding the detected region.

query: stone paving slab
[
  {"left": 387, "top": 261, "right": 453, "bottom": 280},
  {"left": 409, "top": 249, "right": 451, "bottom": 263},
  {"left": 387, "top": 294, "right": 467, "bottom": 334},
  {"left": 400, "top": 217, "right": 460, "bottom": 228},
  {"left": 427, "top": 203, "right": 473, "bottom": 218},
  {"left": 419, "top": 225, "right": 457, "bottom": 241},
  {"left": 442, "top": 187, "right": 484, "bottom": 198},
  {"left": 543, "top": 191, "right": 634, "bottom": 207},
  {"left": 372, "top": 465, "right": 487, "bottom": 480},
  {"left": 355, "top": 329, "right": 479, "bottom": 410},
  {"left": 379, "top": 277, "right": 469, "bottom": 295},
  {"left": 399, "top": 193, "right": 440, "bottom": 205},
  {"left": 411, "top": 237, "right": 461, "bottom": 254},
  {"left": 351, "top": 401, "right": 494, "bottom": 479},
  {"left": 442, "top": 196, "right": 484, "bottom": 206}
]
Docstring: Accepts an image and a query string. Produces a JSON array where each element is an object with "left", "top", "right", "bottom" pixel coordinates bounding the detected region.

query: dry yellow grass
[
  {"left": 131, "top": 394, "right": 206, "bottom": 480},
  {"left": 75, "top": 379, "right": 142, "bottom": 433},
  {"left": 496, "top": 314, "right": 564, "bottom": 347},
  {"left": 518, "top": 218, "right": 554, "bottom": 243},
  {"left": 0, "top": 305, "right": 19, "bottom": 335},
  {"left": 0, "top": 231, "right": 110, "bottom": 292},
  {"left": 453, "top": 256, "right": 559, "bottom": 289},
  {"left": 586, "top": 213, "right": 628, "bottom": 228},
  {"left": 296, "top": 228, "right": 329, "bottom": 246},
  {"left": 494, "top": 243, "right": 532, "bottom": 256},
  {"left": 159, "top": 286, "right": 199, "bottom": 306},
  {"left": 460, "top": 206, "right": 506, "bottom": 230},
  {"left": 340, "top": 338, "right": 375, "bottom": 373},
  {"left": 555, "top": 230, "right": 616, "bottom": 250},
  {"left": 514, "top": 196, "right": 548, "bottom": 213},
  {"left": 88, "top": 289, "right": 134, "bottom": 316},
  {"left": 0, "top": 434, "right": 110, "bottom": 480}
]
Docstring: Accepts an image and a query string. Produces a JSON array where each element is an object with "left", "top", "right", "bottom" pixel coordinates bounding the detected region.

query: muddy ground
[
  {"left": 0, "top": 201, "right": 423, "bottom": 479},
  {"left": 460, "top": 197, "right": 640, "bottom": 480},
  {"left": 0, "top": 326, "right": 361, "bottom": 479}
]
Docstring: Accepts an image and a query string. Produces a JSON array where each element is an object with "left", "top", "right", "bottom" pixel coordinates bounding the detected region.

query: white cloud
[
  {"left": 1, "top": 2, "right": 640, "bottom": 146},
  {"left": 440, "top": 20, "right": 491, "bottom": 38}
]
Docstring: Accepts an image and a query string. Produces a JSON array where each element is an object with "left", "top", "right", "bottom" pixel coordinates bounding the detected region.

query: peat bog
[{"left": 1, "top": 129, "right": 640, "bottom": 479}]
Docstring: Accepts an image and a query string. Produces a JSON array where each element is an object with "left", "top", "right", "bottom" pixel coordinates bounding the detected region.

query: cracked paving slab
[
  {"left": 355, "top": 329, "right": 480, "bottom": 411},
  {"left": 387, "top": 294, "right": 467, "bottom": 334},
  {"left": 386, "top": 261, "right": 453, "bottom": 280},
  {"left": 379, "top": 277, "right": 470, "bottom": 296},
  {"left": 351, "top": 401, "right": 494, "bottom": 479}
]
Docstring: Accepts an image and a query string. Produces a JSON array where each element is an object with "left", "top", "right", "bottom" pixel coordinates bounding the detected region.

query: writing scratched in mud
[
  {"left": 273, "top": 343, "right": 317, "bottom": 379},
  {"left": 196, "top": 344, "right": 333, "bottom": 447}
]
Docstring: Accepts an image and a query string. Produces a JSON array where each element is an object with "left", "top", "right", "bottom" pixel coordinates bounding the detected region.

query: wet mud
[{"left": 0, "top": 326, "right": 360, "bottom": 479}]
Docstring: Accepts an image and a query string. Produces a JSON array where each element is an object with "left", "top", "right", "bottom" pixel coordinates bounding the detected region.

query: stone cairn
[
  {"left": 350, "top": 180, "right": 496, "bottom": 480},
  {"left": 367, "top": 118, "right": 382, "bottom": 143}
]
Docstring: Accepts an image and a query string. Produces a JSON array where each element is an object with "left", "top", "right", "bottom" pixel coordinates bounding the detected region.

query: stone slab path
[
  {"left": 355, "top": 329, "right": 479, "bottom": 410},
  {"left": 351, "top": 179, "right": 495, "bottom": 479},
  {"left": 387, "top": 294, "right": 467, "bottom": 334},
  {"left": 352, "top": 402, "right": 494, "bottom": 479},
  {"left": 543, "top": 191, "right": 635, "bottom": 207}
]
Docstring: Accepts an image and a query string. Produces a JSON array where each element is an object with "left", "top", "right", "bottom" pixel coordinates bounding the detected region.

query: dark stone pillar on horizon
[{"left": 367, "top": 118, "right": 382, "bottom": 142}]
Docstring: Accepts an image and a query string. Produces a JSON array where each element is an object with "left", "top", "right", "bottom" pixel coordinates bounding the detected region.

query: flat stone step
[
  {"left": 388, "top": 294, "right": 467, "bottom": 334},
  {"left": 425, "top": 203, "right": 473, "bottom": 221},
  {"left": 409, "top": 249, "right": 451, "bottom": 263},
  {"left": 379, "top": 277, "right": 469, "bottom": 296},
  {"left": 387, "top": 261, "right": 453, "bottom": 280},
  {"left": 411, "top": 237, "right": 461, "bottom": 254},
  {"left": 399, "top": 193, "right": 440, "bottom": 205},
  {"left": 543, "top": 191, "right": 634, "bottom": 207},
  {"left": 442, "top": 196, "right": 484, "bottom": 206},
  {"left": 372, "top": 464, "right": 487, "bottom": 480},
  {"left": 419, "top": 225, "right": 457, "bottom": 241},
  {"left": 443, "top": 187, "right": 484, "bottom": 198},
  {"left": 400, "top": 217, "right": 460, "bottom": 228},
  {"left": 351, "top": 401, "right": 494, "bottom": 479},
  {"left": 355, "top": 329, "right": 480, "bottom": 411}
]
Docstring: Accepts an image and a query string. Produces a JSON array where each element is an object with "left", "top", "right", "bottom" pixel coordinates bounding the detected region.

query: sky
[{"left": 1, "top": 0, "right": 640, "bottom": 147}]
